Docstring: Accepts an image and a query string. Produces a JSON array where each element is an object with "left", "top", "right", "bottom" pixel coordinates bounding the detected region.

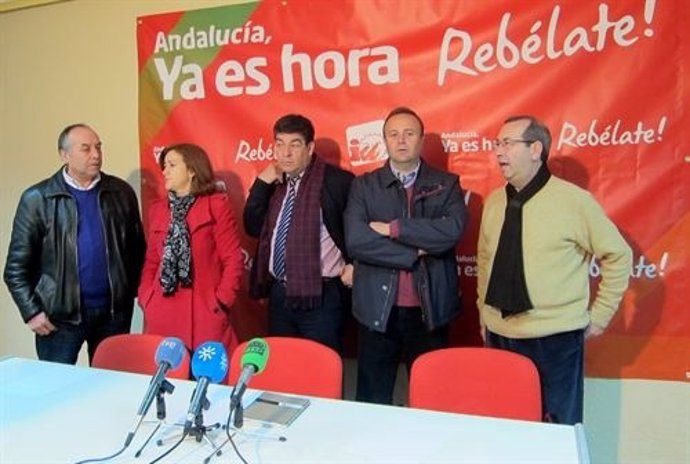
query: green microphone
[
  {"left": 230, "top": 338, "right": 270, "bottom": 426},
  {"left": 241, "top": 338, "right": 269, "bottom": 375}
]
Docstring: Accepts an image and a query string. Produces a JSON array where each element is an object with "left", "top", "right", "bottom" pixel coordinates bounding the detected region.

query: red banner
[{"left": 138, "top": 0, "right": 690, "bottom": 381}]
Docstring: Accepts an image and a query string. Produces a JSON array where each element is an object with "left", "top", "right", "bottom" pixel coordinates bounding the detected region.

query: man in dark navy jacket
[{"left": 345, "top": 107, "right": 468, "bottom": 404}]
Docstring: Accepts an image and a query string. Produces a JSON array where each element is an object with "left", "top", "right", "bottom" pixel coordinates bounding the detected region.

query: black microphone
[
  {"left": 124, "top": 337, "right": 186, "bottom": 447},
  {"left": 183, "top": 341, "right": 228, "bottom": 434}
]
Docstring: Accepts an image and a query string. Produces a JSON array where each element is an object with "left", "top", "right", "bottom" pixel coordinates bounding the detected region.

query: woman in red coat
[{"left": 138, "top": 143, "right": 244, "bottom": 354}]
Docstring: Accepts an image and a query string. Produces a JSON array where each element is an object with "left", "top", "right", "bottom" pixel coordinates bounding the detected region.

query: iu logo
[{"left": 345, "top": 120, "right": 388, "bottom": 166}]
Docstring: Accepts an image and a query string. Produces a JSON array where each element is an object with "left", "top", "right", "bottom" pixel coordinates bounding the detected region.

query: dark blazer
[
  {"left": 244, "top": 158, "right": 354, "bottom": 295},
  {"left": 345, "top": 160, "right": 468, "bottom": 332}
]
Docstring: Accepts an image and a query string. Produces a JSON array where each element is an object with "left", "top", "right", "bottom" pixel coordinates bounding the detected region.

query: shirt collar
[
  {"left": 390, "top": 161, "right": 421, "bottom": 188},
  {"left": 285, "top": 172, "right": 303, "bottom": 188},
  {"left": 62, "top": 167, "right": 101, "bottom": 191}
]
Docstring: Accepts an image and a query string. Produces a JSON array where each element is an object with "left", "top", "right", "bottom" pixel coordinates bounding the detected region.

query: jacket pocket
[
  {"left": 138, "top": 285, "right": 155, "bottom": 311},
  {"left": 35, "top": 275, "right": 57, "bottom": 313},
  {"left": 207, "top": 293, "right": 230, "bottom": 320}
]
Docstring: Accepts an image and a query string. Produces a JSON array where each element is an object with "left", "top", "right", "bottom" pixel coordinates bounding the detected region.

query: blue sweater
[{"left": 66, "top": 184, "right": 110, "bottom": 309}]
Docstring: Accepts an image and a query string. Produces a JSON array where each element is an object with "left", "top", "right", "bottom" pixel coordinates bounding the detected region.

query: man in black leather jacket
[
  {"left": 345, "top": 107, "right": 468, "bottom": 404},
  {"left": 3, "top": 124, "right": 145, "bottom": 364}
]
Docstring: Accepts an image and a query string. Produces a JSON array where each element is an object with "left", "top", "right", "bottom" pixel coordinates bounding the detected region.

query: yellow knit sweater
[{"left": 477, "top": 176, "right": 632, "bottom": 338}]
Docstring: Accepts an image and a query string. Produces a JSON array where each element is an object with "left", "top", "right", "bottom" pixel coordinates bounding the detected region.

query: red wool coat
[{"left": 138, "top": 192, "right": 244, "bottom": 354}]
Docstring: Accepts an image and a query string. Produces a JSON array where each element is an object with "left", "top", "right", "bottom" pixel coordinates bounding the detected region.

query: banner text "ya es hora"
[{"left": 151, "top": 2, "right": 656, "bottom": 101}]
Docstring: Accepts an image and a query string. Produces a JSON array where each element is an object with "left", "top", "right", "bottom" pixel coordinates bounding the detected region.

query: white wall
[
  {"left": 0, "top": 2, "right": 687, "bottom": 463},
  {"left": 0, "top": 0, "right": 241, "bottom": 361},
  {"left": 584, "top": 379, "right": 689, "bottom": 463}
]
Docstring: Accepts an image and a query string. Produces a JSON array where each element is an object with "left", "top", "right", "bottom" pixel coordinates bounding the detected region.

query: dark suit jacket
[{"left": 243, "top": 158, "right": 354, "bottom": 296}]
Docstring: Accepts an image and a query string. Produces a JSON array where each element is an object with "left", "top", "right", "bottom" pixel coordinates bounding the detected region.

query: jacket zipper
[
  {"left": 98, "top": 189, "right": 115, "bottom": 319},
  {"left": 70, "top": 195, "right": 83, "bottom": 324}
]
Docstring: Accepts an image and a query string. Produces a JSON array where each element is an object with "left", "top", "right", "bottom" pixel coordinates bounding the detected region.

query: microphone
[
  {"left": 229, "top": 338, "right": 270, "bottom": 414},
  {"left": 183, "top": 341, "right": 228, "bottom": 433},
  {"left": 124, "top": 337, "right": 186, "bottom": 446}
]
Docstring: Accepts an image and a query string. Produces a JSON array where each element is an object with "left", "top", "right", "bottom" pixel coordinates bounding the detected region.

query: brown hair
[{"left": 159, "top": 143, "right": 218, "bottom": 196}]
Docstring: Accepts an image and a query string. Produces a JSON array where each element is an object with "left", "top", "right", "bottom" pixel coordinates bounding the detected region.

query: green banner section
[{"left": 139, "top": 2, "right": 259, "bottom": 146}]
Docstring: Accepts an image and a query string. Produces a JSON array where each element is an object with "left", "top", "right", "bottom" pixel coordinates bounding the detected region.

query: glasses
[{"left": 492, "top": 138, "right": 536, "bottom": 150}]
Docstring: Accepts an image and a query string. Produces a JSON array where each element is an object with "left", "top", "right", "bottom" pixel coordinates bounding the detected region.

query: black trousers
[
  {"left": 356, "top": 305, "right": 449, "bottom": 405},
  {"left": 268, "top": 278, "right": 348, "bottom": 353}
]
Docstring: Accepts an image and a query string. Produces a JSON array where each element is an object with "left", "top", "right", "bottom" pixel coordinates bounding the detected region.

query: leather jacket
[
  {"left": 3, "top": 168, "right": 146, "bottom": 324},
  {"left": 345, "top": 161, "right": 467, "bottom": 332}
]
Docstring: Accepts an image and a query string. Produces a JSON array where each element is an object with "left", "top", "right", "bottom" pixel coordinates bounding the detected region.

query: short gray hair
[
  {"left": 57, "top": 123, "right": 92, "bottom": 152},
  {"left": 504, "top": 115, "right": 551, "bottom": 161}
]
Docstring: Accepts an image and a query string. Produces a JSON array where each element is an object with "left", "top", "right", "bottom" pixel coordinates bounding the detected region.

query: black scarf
[
  {"left": 160, "top": 192, "right": 196, "bottom": 296},
  {"left": 485, "top": 164, "right": 551, "bottom": 318}
]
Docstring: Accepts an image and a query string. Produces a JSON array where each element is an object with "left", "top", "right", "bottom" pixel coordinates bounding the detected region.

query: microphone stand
[
  {"left": 202, "top": 398, "right": 241, "bottom": 464},
  {"left": 187, "top": 396, "right": 223, "bottom": 447},
  {"left": 202, "top": 396, "right": 288, "bottom": 464},
  {"left": 232, "top": 399, "right": 245, "bottom": 429},
  {"left": 151, "top": 392, "right": 224, "bottom": 460},
  {"left": 134, "top": 379, "right": 174, "bottom": 457}
]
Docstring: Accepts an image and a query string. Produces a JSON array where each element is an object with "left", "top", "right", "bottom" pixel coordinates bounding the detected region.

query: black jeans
[
  {"left": 268, "top": 278, "right": 348, "bottom": 353},
  {"left": 35, "top": 306, "right": 130, "bottom": 365},
  {"left": 486, "top": 329, "right": 585, "bottom": 425},
  {"left": 356, "top": 305, "right": 449, "bottom": 405}
]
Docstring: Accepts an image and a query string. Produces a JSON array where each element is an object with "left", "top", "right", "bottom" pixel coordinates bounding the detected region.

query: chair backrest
[
  {"left": 92, "top": 334, "right": 190, "bottom": 379},
  {"left": 228, "top": 337, "right": 343, "bottom": 399},
  {"left": 409, "top": 347, "right": 541, "bottom": 421}
]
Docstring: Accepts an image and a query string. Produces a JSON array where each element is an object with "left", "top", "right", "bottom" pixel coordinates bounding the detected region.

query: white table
[{"left": 0, "top": 357, "right": 589, "bottom": 463}]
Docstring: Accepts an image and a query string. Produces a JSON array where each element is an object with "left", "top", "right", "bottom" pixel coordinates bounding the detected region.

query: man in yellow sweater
[{"left": 477, "top": 115, "right": 632, "bottom": 425}]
